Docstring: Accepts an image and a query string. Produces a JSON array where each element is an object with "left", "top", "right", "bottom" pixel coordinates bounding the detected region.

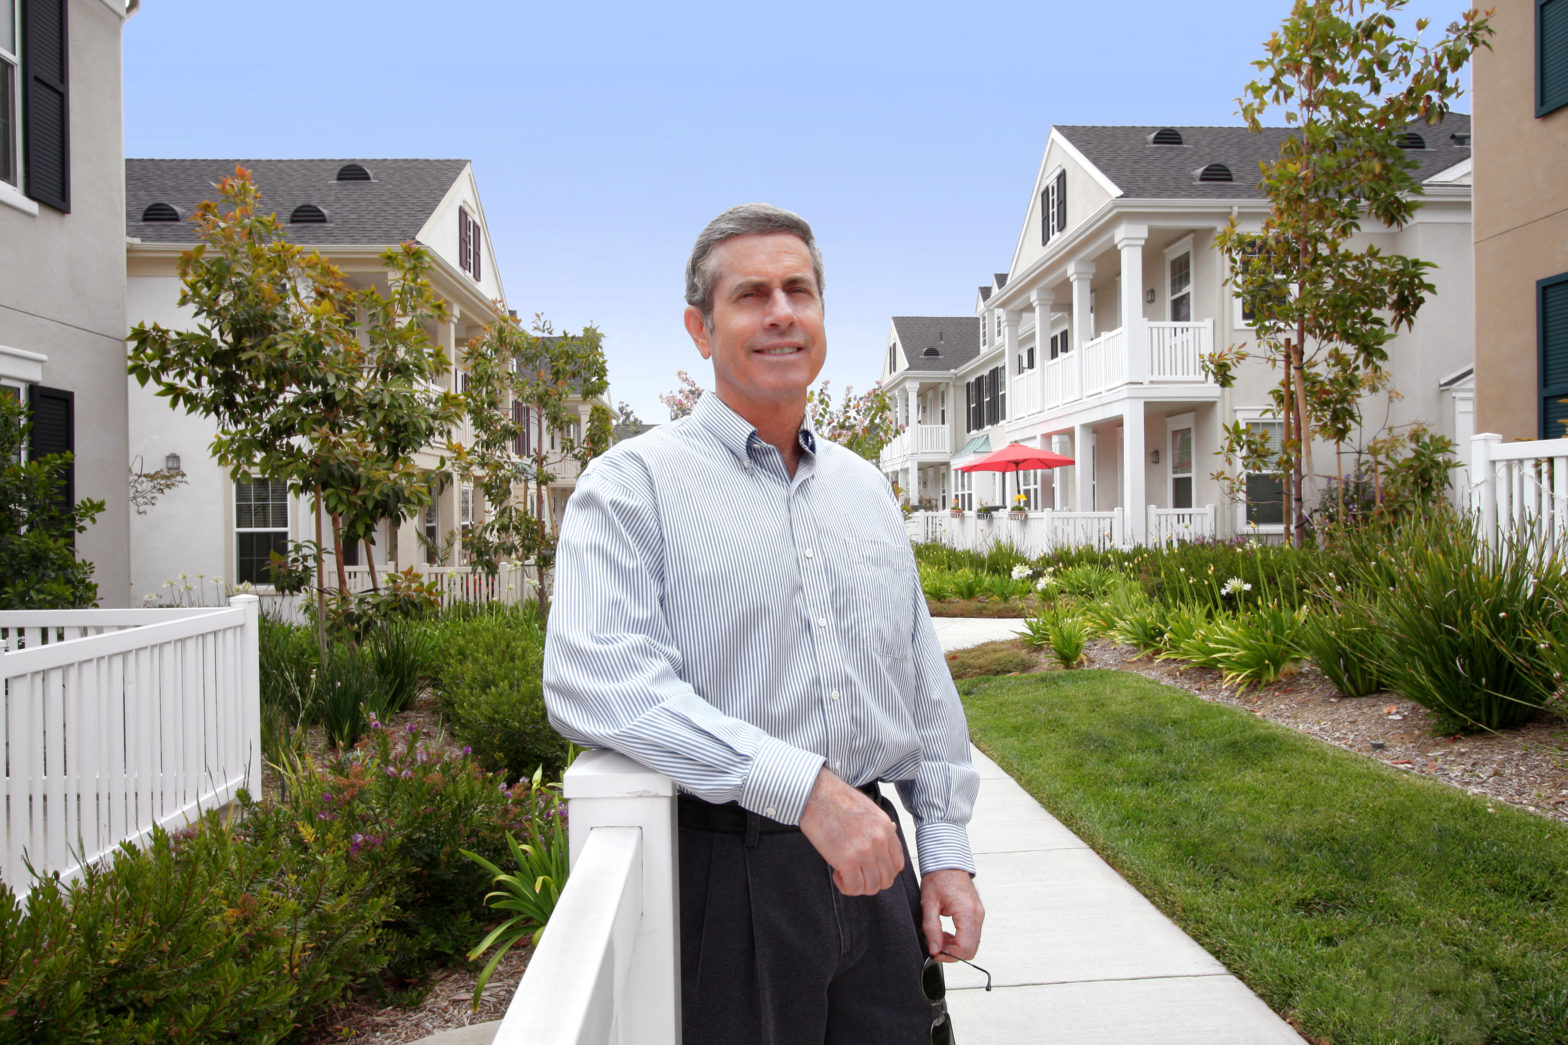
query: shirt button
[
  {"left": 834, "top": 761, "right": 843, "bottom": 770},
  {"left": 765, "top": 807, "right": 777, "bottom": 817},
  {"left": 804, "top": 548, "right": 815, "bottom": 559},
  {"left": 830, "top": 690, "right": 840, "bottom": 701},
  {"left": 817, "top": 618, "right": 827, "bottom": 628}
]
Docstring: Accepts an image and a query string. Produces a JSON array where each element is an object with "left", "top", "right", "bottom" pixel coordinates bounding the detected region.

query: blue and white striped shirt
[{"left": 543, "top": 391, "right": 978, "bottom": 874}]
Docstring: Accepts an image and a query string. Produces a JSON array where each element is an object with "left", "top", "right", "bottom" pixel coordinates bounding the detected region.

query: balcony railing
[
  {"left": 1035, "top": 320, "right": 1213, "bottom": 414},
  {"left": 880, "top": 424, "right": 952, "bottom": 466},
  {"left": 1147, "top": 505, "right": 1217, "bottom": 547},
  {"left": 1011, "top": 370, "right": 1041, "bottom": 418}
]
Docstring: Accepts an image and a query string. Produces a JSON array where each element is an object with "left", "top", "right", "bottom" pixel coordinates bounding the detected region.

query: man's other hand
[
  {"left": 921, "top": 869, "right": 984, "bottom": 961},
  {"left": 798, "top": 768, "right": 903, "bottom": 896}
]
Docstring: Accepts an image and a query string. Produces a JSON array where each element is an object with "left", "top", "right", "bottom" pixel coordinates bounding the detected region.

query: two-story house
[
  {"left": 1473, "top": 0, "right": 1568, "bottom": 441},
  {"left": 888, "top": 118, "right": 1476, "bottom": 546},
  {"left": 878, "top": 315, "right": 979, "bottom": 508},
  {"left": 125, "top": 157, "right": 608, "bottom": 601},
  {"left": 2, "top": 0, "right": 137, "bottom": 605}
]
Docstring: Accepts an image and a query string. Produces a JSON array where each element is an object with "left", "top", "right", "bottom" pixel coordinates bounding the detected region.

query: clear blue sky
[{"left": 123, "top": 0, "right": 1476, "bottom": 425}]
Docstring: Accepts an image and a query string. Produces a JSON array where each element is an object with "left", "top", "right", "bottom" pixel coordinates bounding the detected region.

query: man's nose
[{"left": 762, "top": 288, "right": 796, "bottom": 326}]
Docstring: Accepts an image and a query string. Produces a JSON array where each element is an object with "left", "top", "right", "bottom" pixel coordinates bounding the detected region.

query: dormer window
[
  {"left": 1196, "top": 163, "right": 1233, "bottom": 183},
  {"left": 1040, "top": 169, "right": 1067, "bottom": 245},
  {"left": 141, "top": 202, "right": 180, "bottom": 222},
  {"left": 290, "top": 204, "right": 327, "bottom": 224},
  {"left": 335, "top": 163, "right": 371, "bottom": 181},
  {"left": 458, "top": 206, "right": 482, "bottom": 281},
  {"left": 1396, "top": 132, "right": 1425, "bottom": 150},
  {"left": 1149, "top": 128, "right": 1184, "bottom": 146}
]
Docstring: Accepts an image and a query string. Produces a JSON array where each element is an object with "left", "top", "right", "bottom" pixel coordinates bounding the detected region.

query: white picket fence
[
  {"left": 1147, "top": 505, "right": 1218, "bottom": 547},
  {"left": 912, "top": 508, "right": 1129, "bottom": 556},
  {"left": 1472, "top": 433, "right": 1568, "bottom": 553},
  {"left": 0, "top": 596, "right": 261, "bottom": 896},
  {"left": 252, "top": 562, "right": 540, "bottom": 623},
  {"left": 493, "top": 750, "right": 679, "bottom": 1045}
]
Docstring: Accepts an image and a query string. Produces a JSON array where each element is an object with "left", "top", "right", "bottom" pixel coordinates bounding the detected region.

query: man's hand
[
  {"left": 921, "top": 869, "right": 984, "bottom": 961},
  {"left": 797, "top": 768, "right": 904, "bottom": 896}
]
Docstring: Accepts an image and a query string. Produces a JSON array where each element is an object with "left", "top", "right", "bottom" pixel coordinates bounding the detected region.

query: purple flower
[
  {"left": 462, "top": 746, "right": 472, "bottom": 756},
  {"left": 386, "top": 766, "right": 397, "bottom": 777},
  {"left": 416, "top": 750, "right": 428, "bottom": 765},
  {"left": 316, "top": 811, "right": 336, "bottom": 821},
  {"left": 322, "top": 792, "right": 333, "bottom": 802},
  {"left": 400, "top": 769, "right": 412, "bottom": 779},
  {"left": 407, "top": 723, "right": 417, "bottom": 735}
]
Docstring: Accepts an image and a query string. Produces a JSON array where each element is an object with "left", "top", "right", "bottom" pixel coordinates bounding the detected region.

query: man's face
[{"left": 684, "top": 232, "right": 826, "bottom": 423}]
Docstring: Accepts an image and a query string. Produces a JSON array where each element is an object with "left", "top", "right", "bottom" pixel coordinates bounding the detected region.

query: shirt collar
[{"left": 691, "top": 391, "right": 817, "bottom": 466}]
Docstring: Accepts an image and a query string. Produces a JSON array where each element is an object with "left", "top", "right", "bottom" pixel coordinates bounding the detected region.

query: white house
[
  {"left": 125, "top": 158, "right": 606, "bottom": 603},
  {"left": 882, "top": 117, "right": 1476, "bottom": 546},
  {"left": 2, "top": 0, "right": 139, "bottom": 605}
]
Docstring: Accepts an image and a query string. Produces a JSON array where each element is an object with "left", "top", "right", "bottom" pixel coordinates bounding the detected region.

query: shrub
[
  {"left": 1055, "top": 563, "right": 1121, "bottom": 601},
  {"left": 1339, "top": 514, "right": 1568, "bottom": 732},
  {"left": 314, "top": 641, "right": 384, "bottom": 749},
  {"left": 1108, "top": 584, "right": 1166, "bottom": 655},
  {"left": 429, "top": 606, "right": 567, "bottom": 779},
  {"left": 0, "top": 809, "right": 387, "bottom": 1043},
  {"left": 947, "top": 568, "right": 986, "bottom": 602},
  {"left": 259, "top": 615, "right": 318, "bottom": 721},
  {"left": 1205, "top": 604, "right": 1305, "bottom": 690},
  {"left": 273, "top": 721, "right": 539, "bottom": 990},
  {"left": 918, "top": 563, "right": 954, "bottom": 602},
  {"left": 365, "top": 618, "right": 435, "bottom": 716},
  {"left": 1157, "top": 603, "right": 1223, "bottom": 670},
  {"left": 1022, "top": 605, "right": 1090, "bottom": 669},
  {"left": 1295, "top": 601, "right": 1388, "bottom": 698}
]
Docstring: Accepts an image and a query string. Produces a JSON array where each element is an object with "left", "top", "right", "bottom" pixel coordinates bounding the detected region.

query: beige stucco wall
[
  {"left": 0, "top": 0, "right": 129, "bottom": 604},
  {"left": 1473, "top": 0, "right": 1568, "bottom": 439}
]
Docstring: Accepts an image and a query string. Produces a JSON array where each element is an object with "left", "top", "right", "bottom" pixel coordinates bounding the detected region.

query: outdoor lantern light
[
  {"left": 1144, "top": 288, "right": 1156, "bottom": 304},
  {"left": 1150, "top": 449, "right": 1160, "bottom": 464},
  {"left": 165, "top": 453, "right": 181, "bottom": 472}
]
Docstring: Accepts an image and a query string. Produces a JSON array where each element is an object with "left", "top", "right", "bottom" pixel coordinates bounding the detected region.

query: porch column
[
  {"left": 1067, "top": 261, "right": 1095, "bottom": 351},
  {"left": 1074, "top": 423, "right": 1094, "bottom": 511},
  {"left": 1003, "top": 309, "right": 1020, "bottom": 420},
  {"left": 1123, "top": 404, "right": 1147, "bottom": 545},
  {"left": 1115, "top": 224, "right": 1149, "bottom": 385},
  {"left": 1030, "top": 288, "right": 1053, "bottom": 410},
  {"left": 907, "top": 383, "right": 919, "bottom": 430}
]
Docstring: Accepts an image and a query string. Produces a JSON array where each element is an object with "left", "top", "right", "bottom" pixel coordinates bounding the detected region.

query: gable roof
[
  {"left": 891, "top": 316, "right": 980, "bottom": 373},
  {"left": 125, "top": 158, "right": 471, "bottom": 245},
  {"left": 1054, "top": 113, "right": 1472, "bottom": 201}
]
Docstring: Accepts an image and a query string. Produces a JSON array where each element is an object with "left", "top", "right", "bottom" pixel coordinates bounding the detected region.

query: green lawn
[{"left": 961, "top": 669, "right": 1568, "bottom": 1045}]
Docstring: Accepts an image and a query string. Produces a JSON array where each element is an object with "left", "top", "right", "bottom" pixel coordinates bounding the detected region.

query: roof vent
[
  {"left": 923, "top": 346, "right": 942, "bottom": 357},
  {"left": 1150, "top": 128, "right": 1184, "bottom": 146},
  {"left": 1196, "top": 163, "right": 1234, "bottom": 183},
  {"left": 141, "top": 202, "right": 180, "bottom": 222},
  {"left": 335, "top": 163, "right": 372, "bottom": 181},
  {"left": 1450, "top": 131, "right": 1471, "bottom": 146},
  {"left": 1397, "top": 132, "right": 1425, "bottom": 150},
  {"left": 290, "top": 204, "right": 328, "bottom": 224}
]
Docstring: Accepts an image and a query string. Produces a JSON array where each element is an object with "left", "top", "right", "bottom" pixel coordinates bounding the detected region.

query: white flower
[
  {"left": 1036, "top": 574, "right": 1058, "bottom": 591},
  {"left": 1221, "top": 577, "right": 1251, "bottom": 597},
  {"left": 1011, "top": 565, "right": 1033, "bottom": 580}
]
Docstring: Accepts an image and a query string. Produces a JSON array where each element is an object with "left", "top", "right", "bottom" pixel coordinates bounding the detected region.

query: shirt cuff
[
  {"left": 739, "top": 736, "right": 826, "bottom": 825},
  {"left": 914, "top": 820, "right": 976, "bottom": 877}
]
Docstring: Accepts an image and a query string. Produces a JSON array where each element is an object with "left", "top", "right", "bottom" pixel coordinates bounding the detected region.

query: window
[
  {"left": 993, "top": 312, "right": 1002, "bottom": 343},
  {"left": 954, "top": 468, "right": 973, "bottom": 510},
  {"left": 1243, "top": 418, "right": 1285, "bottom": 527},
  {"left": 460, "top": 485, "right": 473, "bottom": 531},
  {"left": 888, "top": 341, "right": 897, "bottom": 375},
  {"left": 1541, "top": 272, "right": 1568, "bottom": 438},
  {"left": 1019, "top": 464, "right": 1039, "bottom": 510},
  {"left": 1166, "top": 239, "right": 1193, "bottom": 323},
  {"left": 4, "top": 0, "right": 69, "bottom": 210},
  {"left": 939, "top": 388, "right": 946, "bottom": 424},
  {"left": 1231, "top": 236, "right": 1282, "bottom": 329},
  {"left": 1170, "top": 425, "right": 1194, "bottom": 510},
  {"left": 1, "top": 0, "right": 17, "bottom": 188},
  {"left": 423, "top": 503, "right": 439, "bottom": 565},
  {"left": 458, "top": 207, "right": 482, "bottom": 280},
  {"left": 1040, "top": 168, "right": 1066, "bottom": 245},
  {"left": 1540, "top": 0, "right": 1568, "bottom": 116},
  {"left": 979, "top": 312, "right": 988, "bottom": 348},
  {"left": 235, "top": 477, "right": 288, "bottom": 586},
  {"left": 1048, "top": 329, "right": 1070, "bottom": 360}
]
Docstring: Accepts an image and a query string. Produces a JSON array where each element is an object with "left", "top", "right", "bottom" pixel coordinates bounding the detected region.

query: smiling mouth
[{"left": 756, "top": 345, "right": 803, "bottom": 355}]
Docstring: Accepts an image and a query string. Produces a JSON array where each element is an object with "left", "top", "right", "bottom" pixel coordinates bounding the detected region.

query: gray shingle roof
[
  {"left": 891, "top": 316, "right": 980, "bottom": 373},
  {"left": 125, "top": 158, "right": 470, "bottom": 245},
  {"left": 1056, "top": 114, "right": 1471, "bottom": 201}
]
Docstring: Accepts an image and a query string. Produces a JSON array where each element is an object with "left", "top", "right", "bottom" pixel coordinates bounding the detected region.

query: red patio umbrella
[{"left": 955, "top": 442, "right": 1074, "bottom": 473}]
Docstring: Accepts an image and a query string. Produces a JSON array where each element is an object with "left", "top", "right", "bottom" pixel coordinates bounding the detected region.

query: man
[{"left": 543, "top": 203, "right": 983, "bottom": 1043}]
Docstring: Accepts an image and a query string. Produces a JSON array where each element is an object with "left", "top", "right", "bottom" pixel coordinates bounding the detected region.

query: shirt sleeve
[
  {"left": 895, "top": 556, "right": 981, "bottom": 877},
  {"left": 543, "top": 455, "right": 826, "bottom": 824}
]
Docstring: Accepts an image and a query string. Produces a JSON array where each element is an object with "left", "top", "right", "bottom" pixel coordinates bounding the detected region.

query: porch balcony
[
  {"left": 1020, "top": 319, "right": 1214, "bottom": 417},
  {"left": 879, "top": 423, "right": 953, "bottom": 468}
]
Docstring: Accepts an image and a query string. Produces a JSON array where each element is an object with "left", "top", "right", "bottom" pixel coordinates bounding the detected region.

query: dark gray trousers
[{"left": 678, "top": 793, "right": 933, "bottom": 1045}]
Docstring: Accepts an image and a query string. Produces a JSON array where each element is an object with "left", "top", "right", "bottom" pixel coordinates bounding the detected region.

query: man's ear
[{"left": 683, "top": 305, "right": 713, "bottom": 359}]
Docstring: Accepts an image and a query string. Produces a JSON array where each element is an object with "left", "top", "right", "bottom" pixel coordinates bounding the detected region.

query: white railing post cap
[{"left": 564, "top": 749, "right": 678, "bottom": 800}]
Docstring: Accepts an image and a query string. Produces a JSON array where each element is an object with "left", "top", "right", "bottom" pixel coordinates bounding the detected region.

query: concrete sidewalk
[{"left": 422, "top": 617, "right": 1303, "bottom": 1044}]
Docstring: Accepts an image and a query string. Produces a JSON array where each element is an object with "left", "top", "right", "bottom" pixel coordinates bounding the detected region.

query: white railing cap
[{"left": 563, "top": 748, "right": 677, "bottom": 800}]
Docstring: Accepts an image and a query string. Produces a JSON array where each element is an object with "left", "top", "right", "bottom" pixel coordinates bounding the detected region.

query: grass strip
[{"left": 961, "top": 669, "right": 1568, "bottom": 1045}]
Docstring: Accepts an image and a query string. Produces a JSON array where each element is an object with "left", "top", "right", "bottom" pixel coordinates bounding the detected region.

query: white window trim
[
  {"left": 0, "top": 179, "right": 36, "bottom": 216},
  {"left": 1042, "top": 166, "right": 1065, "bottom": 241},
  {"left": 0, "top": 343, "right": 45, "bottom": 384},
  {"left": 1166, "top": 410, "right": 1195, "bottom": 509},
  {"left": 1229, "top": 226, "right": 1266, "bottom": 332},
  {"left": 1232, "top": 407, "right": 1287, "bottom": 535},
  {"left": 1164, "top": 235, "right": 1194, "bottom": 322},
  {"left": 233, "top": 477, "right": 290, "bottom": 589}
]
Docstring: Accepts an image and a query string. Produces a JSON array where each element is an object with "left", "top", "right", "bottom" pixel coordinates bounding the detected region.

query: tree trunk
[
  {"left": 330, "top": 512, "right": 350, "bottom": 595},
  {"left": 1292, "top": 332, "right": 1309, "bottom": 547},
  {"left": 364, "top": 535, "right": 380, "bottom": 590},
  {"left": 315, "top": 490, "right": 327, "bottom": 661}
]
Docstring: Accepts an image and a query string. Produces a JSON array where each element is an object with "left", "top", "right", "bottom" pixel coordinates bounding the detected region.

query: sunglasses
[{"left": 924, "top": 952, "right": 992, "bottom": 1045}]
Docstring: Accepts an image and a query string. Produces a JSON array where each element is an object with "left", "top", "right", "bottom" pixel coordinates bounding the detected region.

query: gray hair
[{"left": 684, "top": 203, "right": 825, "bottom": 329}]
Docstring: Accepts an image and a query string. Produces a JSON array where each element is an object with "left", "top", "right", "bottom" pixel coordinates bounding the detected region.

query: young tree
[
  {"left": 1210, "top": 0, "right": 1491, "bottom": 544},
  {"left": 127, "top": 168, "right": 464, "bottom": 623},
  {"left": 807, "top": 381, "right": 898, "bottom": 463},
  {"left": 452, "top": 314, "right": 610, "bottom": 613},
  {"left": 0, "top": 395, "right": 103, "bottom": 609}
]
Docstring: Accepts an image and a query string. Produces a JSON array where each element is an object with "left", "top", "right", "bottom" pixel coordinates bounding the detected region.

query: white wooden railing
[
  {"left": 1011, "top": 371, "right": 1042, "bottom": 418},
  {"left": 880, "top": 424, "right": 952, "bottom": 467},
  {"left": 1147, "top": 505, "right": 1217, "bottom": 546},
  {"left": 1471, "top": 433, "right": 1568, "bottom": 553},
  {"left": 1146, "top": 320, "right": 1213, "bottom": 382},
  {"left": 0, "top": 596, "right": 261, "bottom": 896},
  {"left": 1036, "top": 321, "right": 1213, "bottom": 411},
  {"left": 1081, "top": 328, "right": 1127, "bottom": 397},
  {"left": 919, "top": 508, "right": 1126, "bottom": 555},
  {"left": 494, "top": 750, "right": 679, "bottom": 1045}
]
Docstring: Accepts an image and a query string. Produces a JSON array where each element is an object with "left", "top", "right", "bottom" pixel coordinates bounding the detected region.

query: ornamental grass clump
[
  {"left": 1157, "top": 603, "right": 1224, "bottom": 671},
  {"left": 1204, "top": 604, "right": 1305, "bottom": 690},
  {"left": 1022, "top": 604, "right": 1090, "bottom": 669},
  {"left": 1294, "top": 599, "right": 1388, "bottom": 698},
  {"left": 1108, "top": 584, "right": 1166, "bottom": 656},
  {"left": 1338, "top": 513, "right": 1568, "bottom": 732}
]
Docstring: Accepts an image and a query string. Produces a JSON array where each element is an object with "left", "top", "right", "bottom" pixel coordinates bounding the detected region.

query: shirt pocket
[{"left": 853, "top": 538, "right": 912, "bottom": 660}]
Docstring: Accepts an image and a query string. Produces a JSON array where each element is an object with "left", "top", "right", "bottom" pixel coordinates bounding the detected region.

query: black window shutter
[
  {"left": 458, "top": 209, "right": 470, "bottom": 273},
  {"left": 1041, "top": 189, "right": 1051, "bottom": 245},
  {"left": 29, "top": 384, "right": 74, "bottom": 530},
  {"left": 21, "top": 0, "right": 70, "bottom": 212},
  {"left": 1055, "top": 171, "right": 1067, "bottom": 234},
  {"left": 472, "top": 224, "right": 482, "bottom": 280},
  {"left": 1540, "top": 273, "right": 1568, "bottom": 438},
  {"left": 512, "top": 399, "right": 524, "bottom": 456},
  {"left": 1542, "top": 0, "right": 1568, "bottom": 115}
]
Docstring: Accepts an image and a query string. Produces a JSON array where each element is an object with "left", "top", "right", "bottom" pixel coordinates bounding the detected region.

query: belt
[{"left": 678, "top": 782, "right": 885, "bottom": 834}]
